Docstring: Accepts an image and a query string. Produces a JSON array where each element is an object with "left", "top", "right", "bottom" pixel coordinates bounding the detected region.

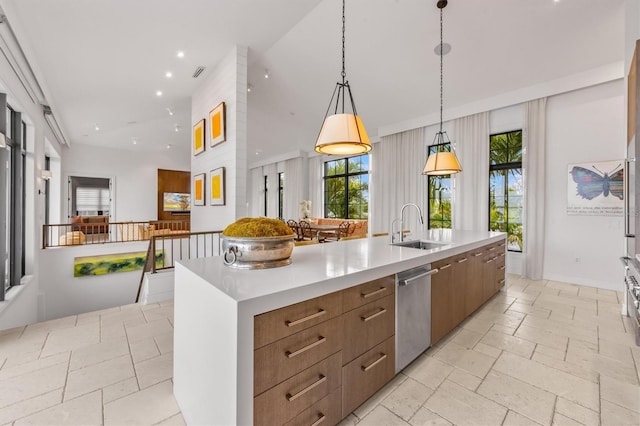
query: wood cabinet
[
  {"left": 433, "top": 239, "right": 507, "bottom": 344},
  {"left": 431, "top": 256, "right": 454, "bottom": 344},
  {"left": 254, "top": 277, "right": 395, "bottom": 426}
]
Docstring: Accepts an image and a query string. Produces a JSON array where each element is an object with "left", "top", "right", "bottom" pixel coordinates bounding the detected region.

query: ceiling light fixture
[
  {"left": 264, "top": 69, "right": 269, "bottom": 79},
  {"left": 94, "top": 124, "right": 100, "bottom": 131},
  {"left": 177, "top": 51, "right": 184, "bottom": 58},
  {"left": 314, "top": 0, "right": 370, "bottom": 156},
  {"left": 166, "top": 144, "right": 172, "bottom": 149},
  {"left": 132, "top": 137, "right": 138, "bottom": 145},
  {"left": 175, "top": 124, "right": 180, "bottom": 132},
  {"left": 166, "top": 107, "right": 174, "bottom": 116},
  {"left": 165, "top": 71, "right": 173, "bottom": 78},
  {"left": 422, "top": 0, "right": 462, "bottom": 176},
  {"left": 247, "top": 84, "right": 252, "bottom": 93},
  {"left": 156, "top": 90, "right": 163, "bottom": 97}
]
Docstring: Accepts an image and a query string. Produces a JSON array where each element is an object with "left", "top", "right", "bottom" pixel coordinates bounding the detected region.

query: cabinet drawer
[
  {"left": 254, "top": 352, "right": 342, "bottom": 426},
  {"left": 255, "top": 291, "right": 343, "bottom": 349},
  {"left": 342, "top": 276, "right": 395, "bottom": 312},
  {"left": 342, "top": 294, "right": 395, "bottom": 364},
  {"left": 283, "top": 387, "right": 342, "bottom": 426},
  {"left": 255, "top": 317, "right": 343, "bottom": 396},
  {"left": 342, "top": 336, "right": 395, "bottom": 417}
]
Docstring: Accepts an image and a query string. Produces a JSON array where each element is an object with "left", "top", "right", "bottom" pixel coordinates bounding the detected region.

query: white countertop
[{"left": 177, "top": 229, "right": 505, "bottom": 313}]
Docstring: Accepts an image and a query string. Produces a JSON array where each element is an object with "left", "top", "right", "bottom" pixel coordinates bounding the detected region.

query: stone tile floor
[{"left": 0, "top": 275, "right": 638, "bottom": 425}]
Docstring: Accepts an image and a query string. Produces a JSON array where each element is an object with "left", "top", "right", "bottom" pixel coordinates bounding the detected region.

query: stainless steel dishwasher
[{"left": 395, "top": 264, "right": 438, "bottom": 372}]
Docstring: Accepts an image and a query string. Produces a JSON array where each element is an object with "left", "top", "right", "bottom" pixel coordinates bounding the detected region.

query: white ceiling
[{"left": 0, "top": 0, "right": 626, "bottom": 159}]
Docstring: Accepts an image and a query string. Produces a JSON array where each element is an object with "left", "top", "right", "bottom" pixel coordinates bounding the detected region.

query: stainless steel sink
[{"left": 391, "top": 240, "right": 448, "bottom": 250}]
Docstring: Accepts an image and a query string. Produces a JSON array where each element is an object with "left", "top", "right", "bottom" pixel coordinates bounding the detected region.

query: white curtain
[
  {"left": 249, "top": 167, "right": 264, "bottom": 217},
  {"left": 308, "top": 155, "right": 324, "bottom": 218},
  {"left": 453, "top": 112, "right": 490, "bottom": 231},
  {"left": 371, "top": 127, "right": 428, "bottom": 236},
  {"left": 522, "top": 98, "right": 547, "bottom": 279},
  {"left": 283, "top": 157, "right": 304, "bottom": 220}
]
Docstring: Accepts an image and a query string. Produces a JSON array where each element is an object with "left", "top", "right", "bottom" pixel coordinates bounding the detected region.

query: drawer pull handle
[
  {"left": 486, "top": 258, "right": 494, "bottom": 264},
  {"left": 499, "top": 253, "right": 506, "bottom": 257},
  {"left": 456, "top": 258, "right": 468, "bottom": 264},
  {"left": 286, "top": 375, "right": 326, "bottom": 401},
  {"left": 286, "top": 309, "right": 327, "bottom": 327},
  {"left": 361, "top": 353, "right": 387, "bottom": 372},
  {"left": 472, "top": 252, "right": 483, "bottom": 257},
  {"left": 361, "top": 308, "right": 387, "bottom": 322},
  {"left": 362, "top": 287, "right": 387, "bottom": 299},
  {"left": 310, "top": 414, "right": 326, "bottom": 426},
  {"left": 499, "top": 243, "right": 506, "bottom": 247},
  {"left": 439, "top": 263, "right": 452, "bottom": 270},
  {"left": 499, "top": 266, "right": 505, "bottom": 271},
  {"left": 286, "top": 336, "right": 326, "bottom": 358},
  {"left": 492, "top": 256, "right": 498, "bottom": 261},
  {"left": 499, "top": 279, "right": 506, "bottom": 284},
  {"left": 489, "top": 247, "right": 496, "bottom": 251}
]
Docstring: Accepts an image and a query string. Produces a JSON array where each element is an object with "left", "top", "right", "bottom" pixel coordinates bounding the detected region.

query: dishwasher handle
[{"left": 398, "top": 268, "right": 439, "bottom": 286}]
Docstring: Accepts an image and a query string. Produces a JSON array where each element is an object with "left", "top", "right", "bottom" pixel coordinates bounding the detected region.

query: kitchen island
[{"left": 173, "top": 229, "right": 505, "bottom": 425}]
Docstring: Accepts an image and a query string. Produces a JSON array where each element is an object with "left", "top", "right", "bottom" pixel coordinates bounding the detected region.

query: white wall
[
  {"left": 544, "top": 80, "right": 625, "bottom": 289},
  {"left": 38, "top": 242, "right": 149, "bottom": 320},
  {"left": 191, "top": 46, "right": 248, "bottom": 232},
  {"left": 62, "top": 143, "right": 189, "bottom": 222}
]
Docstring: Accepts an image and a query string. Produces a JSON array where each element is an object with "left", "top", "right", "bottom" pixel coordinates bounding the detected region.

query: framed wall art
[
  {"left": 193, "top": 119, "right": 205, "bottom": 156},
  {"left": 567, "top": 160, "right": 624, "bottom": 216},
  {"left": 194, "top": 173, "right": 206, "bottom": 206},
  {"left": 210, "top": 167, "right": 225, "bottom": 206},
  {"left": 209, "top": 102, "right": 226, "bottom": 147}
]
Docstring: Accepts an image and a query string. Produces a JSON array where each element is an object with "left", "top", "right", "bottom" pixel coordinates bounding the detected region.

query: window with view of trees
[
  {"left": 427, "top": 143, "right": 453, "bottom": 229},
  {"left": 489, "top": 130, "right": 523, "bottom": 252},
  {"left": 323, "top": 154, "right": 369, "bottom": 219},
  {"left": 278, "top": 172, "right": 284, "bottom": 219}
]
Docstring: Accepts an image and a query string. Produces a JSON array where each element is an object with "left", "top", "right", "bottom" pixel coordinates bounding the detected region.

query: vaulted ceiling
[{"left": 0, "top": 0, "right": 625, "bottom": 160}]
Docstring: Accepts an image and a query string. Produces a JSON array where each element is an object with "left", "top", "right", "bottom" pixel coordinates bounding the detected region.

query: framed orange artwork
[
  {"left": 193, "top": 173, "right": 205, "bottom": 206},
  {"left": 193, "top": 119, "right": 205, "bottom": 156},
  {"left": 210, "top": 167, "right": 225, "bottom": 206},
  {"left": 209, "top": 102, "right": 226, "bottom": 147}
]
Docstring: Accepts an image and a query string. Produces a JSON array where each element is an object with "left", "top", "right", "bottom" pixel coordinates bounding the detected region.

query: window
[
  {"left": 278, "top": 172, "right": 284, "bottom": 219},
  {"left": 263, "top": 175, "right": 268, "bottom": 216},
  {"left": 427, "top": 143, "right": 453, "bottom": 229},
  {"left": 69, "top": 176, "right": 110, "bottom": 217},
  {"left": 1, "top": 100, "right": 26, "bottom": 301},
  {"left": 489, "top": 130, "right": 523, "bottom": 251},
  {"left": 323, "top": 154, "right": 369, "bottom": 219}
]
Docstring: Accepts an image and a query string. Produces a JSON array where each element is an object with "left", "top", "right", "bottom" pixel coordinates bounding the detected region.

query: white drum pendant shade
[
  {"left": 422, "top": 151, "right": 462, "bottom": 176},
  {"left": 315, "top": 113, "right": 371, "bottom": 155}
]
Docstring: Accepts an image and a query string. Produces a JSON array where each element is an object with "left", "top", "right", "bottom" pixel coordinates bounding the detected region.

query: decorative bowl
[{"left": 221, "top": 235, "right": 294, "bottom": 269}]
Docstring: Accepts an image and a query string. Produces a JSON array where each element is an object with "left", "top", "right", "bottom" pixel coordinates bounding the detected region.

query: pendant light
[
  {"left": 315, "top": 0, "right": 371, "bottom": 155},
  {"left": 423, "top": 0, "right": 462, "bottom": 176}
]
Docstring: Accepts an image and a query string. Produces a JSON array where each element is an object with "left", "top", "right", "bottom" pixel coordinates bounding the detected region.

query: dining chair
[
  {"left": 287, "top": 219, "right": 301, "bottom": 241},
  {"left": 298, "top": 220, "right": 314, "bottom": 241},
  {"left": 338, "top": 221, "right": 351, "bottom": 239}
]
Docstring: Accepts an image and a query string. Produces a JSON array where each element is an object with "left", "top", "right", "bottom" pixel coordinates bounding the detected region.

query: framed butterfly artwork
[{"left": 567, "top": 160, "right": 624, "bottom": 216}]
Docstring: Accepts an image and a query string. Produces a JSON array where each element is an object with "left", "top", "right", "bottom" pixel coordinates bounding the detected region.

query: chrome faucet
[{"left": 391, "top": 203, "right": 424, "bottom": 243}]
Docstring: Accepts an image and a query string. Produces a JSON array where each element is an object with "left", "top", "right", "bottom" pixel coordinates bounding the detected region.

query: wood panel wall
[{"left": 157, "top": 169, "right": 190, "bottom": 222}]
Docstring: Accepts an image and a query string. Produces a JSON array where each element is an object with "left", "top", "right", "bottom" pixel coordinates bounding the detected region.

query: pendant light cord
[{"left": 439, "top": 5, "right": 443, "bottom": 135}]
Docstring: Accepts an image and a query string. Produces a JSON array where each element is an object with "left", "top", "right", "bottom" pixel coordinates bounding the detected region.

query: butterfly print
[{"left": 570, "top": 165, "right": 624, "bottom": 200}]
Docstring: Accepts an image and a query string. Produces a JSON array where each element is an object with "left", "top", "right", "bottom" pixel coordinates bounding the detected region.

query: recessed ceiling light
[
  {"left": 94, "top": 124, "right": 100, "bottom": 131},
  {"left": 247, "top": 84, "right": 252, "bottom": 93},
  {"left": 166, "top": 144, "right": 172, "bottom": 149},
  {"left": 166, "top": 107, "right": 174, "bottom": 116},
  {"left": 177, "top": 51, "right": 184, "bottom": 58},
  {"left": 175, "top": 124, "right": 180, "bottom": 132},
  {"left": 156, "top": 90, "right": 163, "bottom": 97},
  {"left": 165, "top": 71, "right": 173, "bottom": 78},
  {"left": 264, "top": 69, "right": 270, "bottom": 79},
  {"left": 132, "top": 138, "right": 138, "bottom": 145}
]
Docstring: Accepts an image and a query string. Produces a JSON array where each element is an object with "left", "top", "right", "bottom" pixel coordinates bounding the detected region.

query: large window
[
  {"left": 278, "top": 172, "right": 284, "bottom": 219},
  {"left": 1, "top": 100, "right": 26, "bottom": 301},
  {"left": 489, "top": 130, "right": 523, "bottom": 251},
  {"left": 323, "top": 154, "right": 369, "bottom": 219},
  {"left": 427, "top": 143, "right": 453, "bottom": 229}
]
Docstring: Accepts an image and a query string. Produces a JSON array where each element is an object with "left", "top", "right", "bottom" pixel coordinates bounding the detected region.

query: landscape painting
[{"left": 74, "top": 251, "right": 164, "bottom": 277}]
